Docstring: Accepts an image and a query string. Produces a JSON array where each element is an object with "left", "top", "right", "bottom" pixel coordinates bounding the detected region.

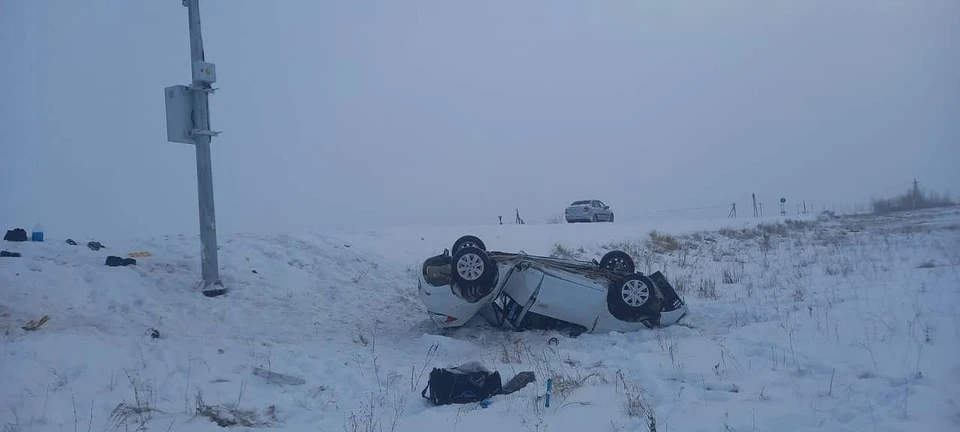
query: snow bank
[{"left": 1, "top": 208, "right": 958, "bottom": 431}]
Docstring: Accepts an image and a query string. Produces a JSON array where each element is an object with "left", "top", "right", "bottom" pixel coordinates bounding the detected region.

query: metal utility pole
[{"left": 165, "top": 0, "right": 225, "bottom": 297}]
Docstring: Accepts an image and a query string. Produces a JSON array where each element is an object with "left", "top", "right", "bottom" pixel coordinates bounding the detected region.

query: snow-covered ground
[{"left": 2, "top": 207, "right": 959, "bottom": 432}]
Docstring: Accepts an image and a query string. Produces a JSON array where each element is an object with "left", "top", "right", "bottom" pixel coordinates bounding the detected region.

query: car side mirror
[{"left": 604, "top": 206, "right": 609, "bottom": 209}]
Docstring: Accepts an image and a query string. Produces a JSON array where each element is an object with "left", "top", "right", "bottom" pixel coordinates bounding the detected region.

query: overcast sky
[{"left": 2, "top": 0, "right": 958, "bottom": 240}]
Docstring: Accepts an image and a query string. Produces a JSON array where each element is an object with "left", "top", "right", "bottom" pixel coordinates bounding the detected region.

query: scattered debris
[
  {"left": 3, "top": 228, "right": 28, "bottom": 242},
  {"left": 87, "top": 241, "right": 106, "bottom": 251},
  {"left": 252, "top": 367, "right": 306, "bottom": 386},
  {"left": 128, "top": 251, "right": 152, "bottom": 258},
  {"left": 501, "top": 371, "right": 536, "bottom": 394},
  {"left": 703, "top": 381, "right": 740, "bottom": 393},
  {"left": 252, "top": 269, "right": 258, "bottom": 274},
  {"left": 66, "top": 238, "right": 78, "bottom": 245},
  {"left": 22, "top": 315, "right": 50, "bottom": 331},
  {"left": 147, "top": 328, "right": 160, "bottom": 339},
  {"left": 105, "top": 256, "right": 137, "bottom": 267},
  {"left": 1, "top": 250, "right": 22, "bottom": 258}
]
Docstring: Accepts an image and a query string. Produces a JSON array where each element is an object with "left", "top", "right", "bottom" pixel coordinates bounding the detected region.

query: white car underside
[{"left": 418, "top": 237, "right": 688, "bottom": 335}]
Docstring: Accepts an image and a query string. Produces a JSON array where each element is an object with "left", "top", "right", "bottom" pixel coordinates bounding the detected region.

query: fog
[{"left": 2, "top": 0, "right": 958, "bottom": 241}]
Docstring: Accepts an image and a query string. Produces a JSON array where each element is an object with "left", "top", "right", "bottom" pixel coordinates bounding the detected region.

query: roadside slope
[{"left": 1, "top": 208, "right": 958, "bottom": 431}]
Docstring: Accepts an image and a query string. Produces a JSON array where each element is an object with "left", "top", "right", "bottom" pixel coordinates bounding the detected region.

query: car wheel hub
[
  {"left": 609, "top": 258, "right": 627, "bottom": 271},
  {"left": 621, "top": 279, "right": 649, "bottom": 307},
  {"left": 457, "top": 253, "right": 484, "bottom": 281}
]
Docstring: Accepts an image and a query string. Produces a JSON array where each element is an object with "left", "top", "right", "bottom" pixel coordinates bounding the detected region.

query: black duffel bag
[{"left": 421, "top": 363, "right": 502, "bottom": 406}]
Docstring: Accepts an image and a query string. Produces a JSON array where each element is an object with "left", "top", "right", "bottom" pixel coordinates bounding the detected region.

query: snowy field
[{"left": 2, "top": 207, "right": 959, "bottom": 432}]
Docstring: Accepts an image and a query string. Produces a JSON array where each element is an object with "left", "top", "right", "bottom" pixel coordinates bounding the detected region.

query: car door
[
  {"left": 526, "top": 267, "right": 605, "bottom": 330},
  {"left": 590, "top": 200, "right": 601, "bottom": 220},
  {"left": 495, "top": 265, "right": 545, "bottom": 327},
  {"left": 590, "top": 200, "right": 607, "bottom": 221}
]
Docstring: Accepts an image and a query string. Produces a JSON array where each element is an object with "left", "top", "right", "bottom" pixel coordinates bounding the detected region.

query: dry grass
[
  {"left": 718, "top": 227, "right": 761, "bottom": 241},
  {"left": 722, "top": 263, "right": 745, "bottom": 284},
  {"left": 697, "top": 278, "right": 719, "bottom": 299},
  {"left": 106, "top": 370, "right": 162, "bottom": 432},
  {"left": 670, "top": 274, "right": 691, "bottom": 297},
  {"left": 550, "top": 243, "right": 586, "bottom": 260},
  {"left": 615, "top": 370, "right": 656, "bottom": 431},
  {"left": 646, "top": 231, "right": 682, "bottom": 254},
  {"left": 195, "top": 391, "right": 273, "bottom": 428}
]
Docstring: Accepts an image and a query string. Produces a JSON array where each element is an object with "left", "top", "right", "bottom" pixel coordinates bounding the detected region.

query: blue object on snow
[
  {"left": 31, "top": 223, "right": 43, "bottom": 242},
  {"left": 479, "top": 399, "right": 491, "bottom": 409},
  {"left": 545, "top": 378, "right": 553, "bottom": 408}
]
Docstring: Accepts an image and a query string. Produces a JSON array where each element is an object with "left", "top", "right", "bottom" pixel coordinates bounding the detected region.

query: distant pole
[
  {"left": 185, "top": 0, "right": 223, "bottom": 295},
  {"left": 803, "top": 199, "right": 807, "bottom": 215},
  {"left": 759, "top": 202, "right": 763, "bottom": 216},
  {"left": 728, "top": 203, "right": 737, "bottom": 219},
  {"left": 912, "top": 178, "right": 920, "bottom": 210},
  {"left": 752, "top": 193, "right": 758, "bottom": 218}
]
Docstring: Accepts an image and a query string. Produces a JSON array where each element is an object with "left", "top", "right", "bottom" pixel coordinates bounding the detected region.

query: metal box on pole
[{"left": 164, "top": 85, "right": 196, "bottom": 145}]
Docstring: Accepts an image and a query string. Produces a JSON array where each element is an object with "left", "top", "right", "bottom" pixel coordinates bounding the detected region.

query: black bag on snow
[
  {"left": 421, "top": 363, "right": 502, "bottom": 405},
  {"left": 105, "top": 256, "right": 137, "bottom": 267},
  {"left": 4, "top": 228, "right": 28, "bottom": 242}
]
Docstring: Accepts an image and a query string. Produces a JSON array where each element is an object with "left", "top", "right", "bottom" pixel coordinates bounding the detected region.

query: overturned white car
[{"left": 418, "top": 236, "right": 688, "bottom": 335}]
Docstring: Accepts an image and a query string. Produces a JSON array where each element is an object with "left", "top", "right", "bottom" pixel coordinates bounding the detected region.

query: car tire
[
  {"left": 607, "top": 273, "right": 660, "bottom": 322},
  {"left": 452, "top": 235, "right": 486, "bottom": 253},
  {"left": 451, "top": 246, "right": 498, "bottom": 300},
  {"left": 600, "top": 251, "right": 635, "bottom": 273},
  {"left": 609, "top": 213, "right": 614, "bottom": 222},
  {"left": 591, "top": 214, "right": 599, "bottom": 222}
]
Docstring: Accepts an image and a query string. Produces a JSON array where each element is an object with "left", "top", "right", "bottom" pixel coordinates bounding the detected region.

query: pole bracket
[
  {"left": 188, "top": 85, "right": 217, "bottom": 94},
  {"left": 190, "top": 129, "right": 221, "bottom": 137}
]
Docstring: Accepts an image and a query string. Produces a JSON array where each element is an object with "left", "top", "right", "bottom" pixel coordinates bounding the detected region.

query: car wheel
[
  {"left": 609, "top": 213, "right": 614, "bottom": 222},
  {"left": 600, "top": 251, "right": 635, "bottom": 273},
  {"left": 591, "top": 214, "right": 599, "bottom": 222},
  {"left": 606, "top": 273, "right": 660, "bottom": 322},
  {"left": 451, "top": 246, "right": 498, "bottom": 301},
  {"left": 452, "top": 235, "right": 486, "bottom": 253}
]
